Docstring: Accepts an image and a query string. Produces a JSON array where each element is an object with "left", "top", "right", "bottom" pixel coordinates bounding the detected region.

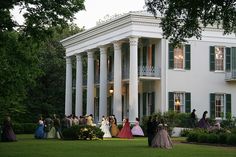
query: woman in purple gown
[{"left": 1, "top": 116, "right": 16, "bottom": 142}]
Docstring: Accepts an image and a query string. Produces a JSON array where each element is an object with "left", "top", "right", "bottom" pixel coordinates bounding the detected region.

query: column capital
[
  {"left": 87, "top": 51, "right": 94, "bottom": 58},
  {"left": 76, "top": 54, "right": 82, "bottom": 61},
  {"left": 129, "top": 36, "right": 139, "bottom": 47},
  {"left": 65, "top": 56, "right": 72, "bottom": 64},
  {"left": 113, "top": 41, "right": 123, "bottom": 51},
  {"left": 99, "top": 45, "right": 108, "bottom": 55}
]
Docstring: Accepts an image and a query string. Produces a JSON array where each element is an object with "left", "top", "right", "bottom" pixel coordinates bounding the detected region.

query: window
[
  {"left": 169, "top": 44, "right": 191, "bottom": 70},
  {"left": 174, "top": 46, "right": 184, "bottom": 69},
  {"left": 168, "top": 92, "right": 191, "bottom": 113},
  {"left": 210, "top": 93, "right": 231, "bottom": 119},
  {"left": 215, "top": 94, "right": 224, "bottom": 118},
  {"left": 215, "top": 47, "right": 224, "bottom": 71},
  {"left": 174, "top": 93, "right": 185, "bottom": 112}
]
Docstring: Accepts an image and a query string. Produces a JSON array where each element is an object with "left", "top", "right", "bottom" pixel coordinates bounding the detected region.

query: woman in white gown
[{"left": 100, "top": 117, "right": 112, "bottom": 138}]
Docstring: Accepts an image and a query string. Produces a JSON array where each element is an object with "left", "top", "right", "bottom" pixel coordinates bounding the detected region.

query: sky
[
  {"left": 11, "top": 0, "right": 146, "bottom": 29},
  {"left": 74, "top": 0, "right": 146, "bottom": 29}
]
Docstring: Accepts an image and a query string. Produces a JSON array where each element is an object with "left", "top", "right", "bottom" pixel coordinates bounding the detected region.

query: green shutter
[
  {"left": 138, "top": 48, "right": 140, "bottom": 67},
  {"left": 225, "top": 47, "right": 231, "bottom": 71},
  {"left": 185, "top": 92, "right": 191, "bottom": 113},
  {"left": 152, "top": 44, "right": 155, "bottom": 67},
  {"left": 210, "top": 93, "right": 215, "bottom": 118},
  {"left": 169, "top": 43, "right": 174, "bottom": 69},
  {"left": 151, "top": 92, "right": 155, "bottom": 114},
  {"left": 143, "top": 46, "right": 147, "bottom": 66},
  {"left": 226, "top": 94, "right": 231, "bottom": 114},
  {"left": 185, "top": 44, "right": 191, "bottom": 70},
  {"left": 143, "top": 93, "right": 146, "bottom": 116},
  {"left": 232, "top": 47, "right": 236, "bottom": 71},
  {"left": 168, "top": 92, "right": 174, "bottom": 111},
  {"left": 210, "top": 46, "right": 215, "bottom": 71}
]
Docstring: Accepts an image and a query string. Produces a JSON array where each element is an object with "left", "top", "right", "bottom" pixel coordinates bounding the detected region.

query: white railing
[
  {"left": 225, "top": 70, "right": 236, "bottom": 81},
  {"left": 138, "top": 65, "right": 161, "bottom": 77}
]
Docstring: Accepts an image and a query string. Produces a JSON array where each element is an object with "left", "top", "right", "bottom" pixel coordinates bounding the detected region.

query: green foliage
[
  {"left": 226, "top": 134, "right": 236, "bottom": 145},
  {"left": 13, "top": 123, "right": 37, "bottom": 134},
  {"left": 145, "top": 0, "right": 236, "bottom": 46},
  {"left": 207, "top": 134, "right": 218, "bottom": 143},
  {"left": 62, "top": 125, "right": 104, "bottom": 140},
  {"left": 0, "top": 0, "right": 85, "bottom": 40}
]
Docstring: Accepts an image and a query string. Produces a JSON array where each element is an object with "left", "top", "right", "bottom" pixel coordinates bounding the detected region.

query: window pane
[
  {"left": 215, "top": 47, "right": 224, "bottom": 71},
  {"left": 174, "top": 46, "right": 184, "bottom": 69},
  {"left": 174, "top": 93, "right": 184, "bottom": 113},
  {"left": 215, "top": 94, "right": 224, "bottom": 118}
]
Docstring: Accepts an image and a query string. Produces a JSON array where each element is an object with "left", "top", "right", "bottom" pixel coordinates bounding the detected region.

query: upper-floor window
[
  {"left": 174, "top": 45, "right": 184, "bottom": 69},
  {"left": 209, "top": 46, "right": 234, "bottom": 72},
  {"left": 169, "top": 44, "right": 191, "bottom": 70},
  {"left": 215, "top": 47, "right": 224, "bottom": 71}
]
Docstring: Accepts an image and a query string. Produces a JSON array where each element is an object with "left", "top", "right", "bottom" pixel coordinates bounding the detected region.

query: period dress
[
  {"left": 1, "top": 117, "right": 16, "bottom": 142},
  {"left": 100, "top": 118, "right": 112, "bottom": 138},
  {"left": 110, "top": 118, "right": 119, "bottom": 137},
  {"left": 151, "top": 123, "right": 173, "bottom": 149},
  {"left": 35, "top": 120, "right": 44, "bottom": 139},
  {"left": 117, "top": 119, "right": 133, "bottom": 139},
  {"left": 131, "top": 121, "right": 144, "bottom": 136}
]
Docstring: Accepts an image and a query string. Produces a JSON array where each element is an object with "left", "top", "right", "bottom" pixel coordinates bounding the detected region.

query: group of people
[
  {"left": 190, "top": 109, "right": 221, "bottom": 130},
  {"left": 100, "top": 116, "right": 144, "bottom": 139},
  {"left": 35, "top": 113, "right": 97, "bottom": 139},
  {"left": 147, "top": 116, "right": 173, "bottom": 149}
]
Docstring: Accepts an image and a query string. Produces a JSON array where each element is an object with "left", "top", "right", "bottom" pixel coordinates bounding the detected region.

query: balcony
[
  {"left": 138, "top": 65, "right": 161, "bottom": 79},
  {"left": 225, "top": 70, "right": 236, "bottom": 81}
]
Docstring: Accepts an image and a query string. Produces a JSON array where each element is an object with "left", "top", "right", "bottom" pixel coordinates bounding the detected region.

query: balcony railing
[
  {"left": 225, "top": 70, "right": 236, "bottom": 81},
  {"left": 138, "top": 65, "right": 161, "bottom": 78}
]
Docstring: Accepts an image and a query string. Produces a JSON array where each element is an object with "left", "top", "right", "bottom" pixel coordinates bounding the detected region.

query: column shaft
[
  {"left": 65, "top": 57, "right": 72, "bottom": 116},
  {"left": 87, "top": 51, "right": 94, "bottom": 115},
  {"left": 75, "top": 54, "right": 83, "bottom": 116}
]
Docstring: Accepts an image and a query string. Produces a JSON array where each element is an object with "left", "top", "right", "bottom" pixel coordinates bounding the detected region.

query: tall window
[
  {"left": 174, "top": 46, "right": 184, "bottom": 69},
  {"left": 215, "top": 47, "right": 224, "bottom": 71},
  {"left": 174, "top": 93, "right": 185, "bottom": 113},
  {"left": 169, "top": 44, "right": 191, "bottom": 70},
  {"left": 215, "top": 94, "right": 224, "bottom": 118},
  {"left": 210, "top": 93, "right": 231, "bottom": 119}
]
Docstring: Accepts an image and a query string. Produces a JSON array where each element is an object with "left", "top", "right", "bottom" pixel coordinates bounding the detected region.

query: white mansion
[{"left": 61, "top": 11, "right": 236, "bottom": 123}]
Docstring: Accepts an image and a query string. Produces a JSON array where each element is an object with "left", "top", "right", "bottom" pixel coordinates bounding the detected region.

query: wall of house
[{"left": 166, "top": 39, "right": 236, "bottom": 118}]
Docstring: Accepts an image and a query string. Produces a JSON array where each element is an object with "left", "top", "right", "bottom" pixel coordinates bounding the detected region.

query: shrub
[
  {"left": 62, "top": 125, "right": 104, "bottom": 140},
  {"left": 13, "top": 123, "right": 37, "bottom": 134},
  {"left": 198, "top": 133, "right": 208, "bottom": 143},
  {"left": 187, "top": 132, "right": 198, "bottom": 142},
  {"left": 226, "top": 134, "right": 236, "bottom": 145},
  {"left": 180, "top": 129, "right": 191, "bottom": 137},
  {"left": 207, "top": 134, "right": 218, "bottom": 143},
  {"left": 218, "top": 133, "right": 227, "bottom": 144}
]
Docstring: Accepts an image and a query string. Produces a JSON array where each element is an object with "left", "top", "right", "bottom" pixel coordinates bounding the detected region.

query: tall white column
[
  {"left": 87, "top": 51, "right": 94, "bottom": 115},
  {"left": 65, "top": 56, "right": 72, "bottom": 116},
  {"left": 75, "top": 54, "right": 83, "bottom": 117},
  {"left": 99, "top": 46, "right": 108, "bottom": 121},
  {"left": 129, "top": 36, "right": 139, "bottom": 123},
  {"left": 113, "top": 41, "right": 122, "bottom": 123}
]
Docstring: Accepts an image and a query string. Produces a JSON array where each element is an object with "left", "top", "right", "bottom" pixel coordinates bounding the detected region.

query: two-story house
[{"left": 61, "top": 11, "right": 236, "bottom": 123}]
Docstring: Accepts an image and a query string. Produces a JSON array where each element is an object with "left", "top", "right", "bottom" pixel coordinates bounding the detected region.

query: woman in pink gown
[
  {"left": 117, "top": 118, "right": 133, "bottom": 139},
  {"left": 131, "top": 117, "right": 144, "bottom": 136}
]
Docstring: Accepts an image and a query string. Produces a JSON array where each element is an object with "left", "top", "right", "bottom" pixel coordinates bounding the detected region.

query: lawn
[{"left": 0, "top": 135, "right": 235, "bottom": 157}]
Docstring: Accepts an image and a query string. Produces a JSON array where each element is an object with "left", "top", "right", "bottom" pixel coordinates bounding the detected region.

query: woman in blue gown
[{"left": 35, "top": 117, "right": 44, "bottom": 139}]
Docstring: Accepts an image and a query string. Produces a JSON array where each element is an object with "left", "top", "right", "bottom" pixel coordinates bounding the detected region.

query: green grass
[{"left": 0, "top": 135, "right": 235, "bottom": 157}]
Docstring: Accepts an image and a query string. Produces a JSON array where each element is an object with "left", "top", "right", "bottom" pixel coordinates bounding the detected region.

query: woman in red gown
[{"left": 117, "top": 118, "right": 133, "bottom": 139}]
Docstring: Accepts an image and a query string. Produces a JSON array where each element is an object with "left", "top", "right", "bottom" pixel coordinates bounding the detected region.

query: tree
[
  {"left": 0, "top": 0, "right": 85, "bottom": 122},
  {"left": 24, "top": 25, "right": 83, "bottom": 122},
  {"left": 0, "top": 0, "right": 85, "bottom": 39},
  {"left": 145, "top": 0, "right": 236, "bottom": 45}
]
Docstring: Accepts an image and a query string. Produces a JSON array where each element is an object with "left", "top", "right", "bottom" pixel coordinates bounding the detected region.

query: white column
[
  {"left": 75, "top": 54, "right": 83, "bottom": 117},
  {"left": 129, "top": 36, "right": 139, "bottom": 123},
  {"left": 87, "top": 51, "right": 94, "bottom": 115},
  {"left": 65, "top": 56, "right": 72, "bottom": 116},
  {"left": 113, "top": 41, "right": 122, "bottom": 123},
  {"left": 99, "top": 46, "right": 108, "bottom": 121}
]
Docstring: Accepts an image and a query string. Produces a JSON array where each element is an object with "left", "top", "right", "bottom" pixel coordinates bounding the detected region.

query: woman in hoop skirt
[
  {"left": 117, "top": 118, "right": 133, "bottom": 139},
  {"left": 151, "top": 119, "right": 173, "bottom": 149},
  {"left": 1, "top": 116, "right": 16, "bottom": 142},
  {"left": 131, "top": 117, "right": 144, "bottom": 136}
]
